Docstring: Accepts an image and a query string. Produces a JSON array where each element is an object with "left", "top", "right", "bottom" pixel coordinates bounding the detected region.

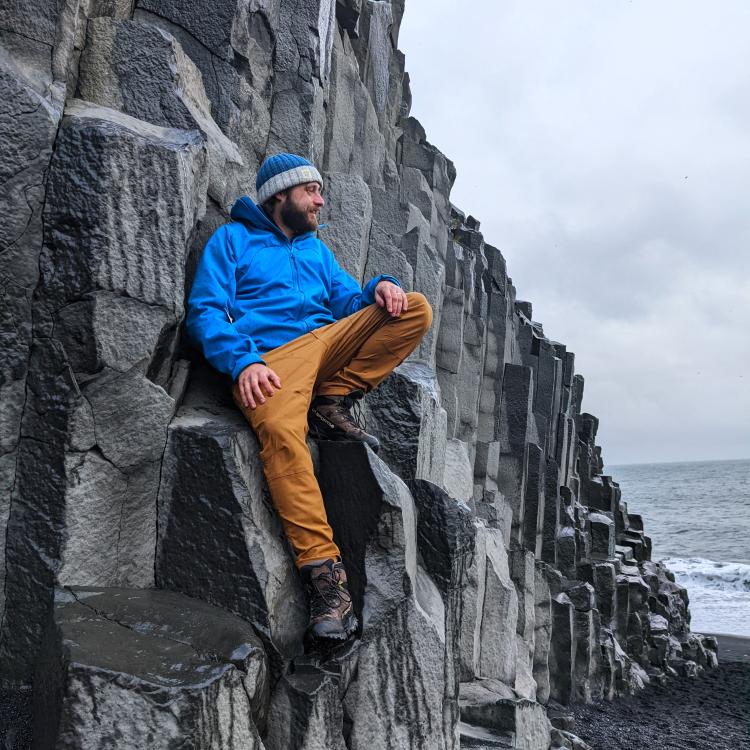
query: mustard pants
[{"left": 232, "top": 292, "right": 432, "bottom": 567}]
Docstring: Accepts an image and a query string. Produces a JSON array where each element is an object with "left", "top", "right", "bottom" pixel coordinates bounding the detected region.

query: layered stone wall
[{"left": 0, "top": 1, "right": 716, "bottom": 747}]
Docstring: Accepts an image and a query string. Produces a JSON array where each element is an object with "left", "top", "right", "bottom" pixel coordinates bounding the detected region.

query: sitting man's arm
[
  {"left": 186, "top": 225, "right": 280, "bottom": 409},
  {"left": 325, "top": 245, "right": 406, "bottom": 319}
]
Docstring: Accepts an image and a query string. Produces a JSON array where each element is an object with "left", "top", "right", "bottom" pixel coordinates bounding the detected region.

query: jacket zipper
[
  {"left": 289, "top": 238, "right": 301, "bottom": 291},
  {"left": 289, "top": 238, "right": 306, "bottom": 323}
]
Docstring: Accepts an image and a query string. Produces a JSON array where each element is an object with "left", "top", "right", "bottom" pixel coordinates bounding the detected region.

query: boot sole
[{"left": 305, "top": 612, "right": 359, "bottom": 646}]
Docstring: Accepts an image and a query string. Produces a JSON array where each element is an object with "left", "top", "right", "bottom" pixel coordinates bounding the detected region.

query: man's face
[{"left": 279, "top": 182, "right": 324, "bottom": 234}]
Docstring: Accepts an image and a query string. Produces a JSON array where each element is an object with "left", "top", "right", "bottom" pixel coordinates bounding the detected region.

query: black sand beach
[{"left": 572, "top": 634, "right": 750, "bottom": 750}]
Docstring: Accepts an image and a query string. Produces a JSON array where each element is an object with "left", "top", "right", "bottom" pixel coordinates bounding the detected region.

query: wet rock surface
[
  {"left": 0, "top": 1, "right": 720, "bottom": 748},
  {"left": 33, "top": 588, "right": 265, "bottom": 749}
]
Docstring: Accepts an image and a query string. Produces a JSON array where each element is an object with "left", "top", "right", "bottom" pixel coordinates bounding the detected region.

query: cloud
[{"left": 400, "top": 0, "right": 750, "bottom": 463}]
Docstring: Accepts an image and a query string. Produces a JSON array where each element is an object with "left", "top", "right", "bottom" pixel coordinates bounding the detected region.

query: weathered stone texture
[
  {"left": 34, "top": 588, "right": 266, "bottom": 748},
  {"left": 317, "top": 443, "right": 449, "bottom": 749}
]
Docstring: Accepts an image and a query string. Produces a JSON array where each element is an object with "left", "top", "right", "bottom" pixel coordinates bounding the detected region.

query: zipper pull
[{"left": 225, "top": 304, "right": 234, "bottom": 323}]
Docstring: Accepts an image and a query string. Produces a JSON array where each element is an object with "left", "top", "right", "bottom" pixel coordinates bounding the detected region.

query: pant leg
[
  {"left": 232, "top": 333, "right": 341, "bottom": 567},
  {"left": 314, "top": 291, "right": 432, "bottom": 396},
  {"left": 230, "top": 291, "right": 431, "bottom": 567}
]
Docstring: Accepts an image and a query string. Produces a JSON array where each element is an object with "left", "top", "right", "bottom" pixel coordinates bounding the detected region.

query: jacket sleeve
[
  {"left": 326, "top": 244, "right": 400, "bottom": 320},
  {"left": 186, "top": 225, "right": 266, "bottom": 380}
]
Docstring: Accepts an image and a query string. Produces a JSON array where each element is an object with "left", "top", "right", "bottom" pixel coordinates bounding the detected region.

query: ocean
[{"left": 609, "top": 458, "right": 750, "bottom": 638}]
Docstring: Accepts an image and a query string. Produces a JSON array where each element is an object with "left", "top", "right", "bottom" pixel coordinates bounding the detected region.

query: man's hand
[
  {"left": 238, "top": 363, "right": 281, "bottom": 409},
  {"left": 374, "top": 281, "right": 408, "bottom": 317}
]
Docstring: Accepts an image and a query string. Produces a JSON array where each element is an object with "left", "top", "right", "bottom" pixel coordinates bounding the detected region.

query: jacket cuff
[
  {"left": 362, "top": 274, "right": 401, "bottom": 305},
  {"left": 232, "top": 353, "right": 267, "bottom": 381}
]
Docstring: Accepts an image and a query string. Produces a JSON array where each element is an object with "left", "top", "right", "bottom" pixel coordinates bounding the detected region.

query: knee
[{"left": 406, "top": 291, "right": 433, "bottom": 332}]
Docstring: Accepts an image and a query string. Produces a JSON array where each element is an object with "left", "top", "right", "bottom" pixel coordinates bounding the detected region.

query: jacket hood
[{"left": 230, "top": 196, "right": 282, "bottom": 235}]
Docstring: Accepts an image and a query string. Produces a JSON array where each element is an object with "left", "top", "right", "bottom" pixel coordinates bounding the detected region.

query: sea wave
[
  {"left": 662, "top": 557, "right": 750, "bottom": 593},
  {"left": 663, "top": 557, "right": 750, "bottom": 636}
]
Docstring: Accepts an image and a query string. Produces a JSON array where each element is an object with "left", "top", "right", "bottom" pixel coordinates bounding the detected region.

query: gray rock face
[
  {"left": 265, "top": 668, "right": 347, "bottom": 750},
  {"left": 0, "top": 51, "right": 65, "bottom": 625},
  {"left": 321, "top": 172, "right": 372, "bottom": 283},
  {"left": 38, "top": 100, "right": 207, "bottom": 316},
  {"left": 459, "top": 679, "right": 551, "bottom": 750},
  {"left": 33, "top": 588, "right": 266, "bottom": 749},
  {"left": 78, "top": 17, "right": 245, "bottom": 207},
  {"left": 317, "top": 443, "right": 449, "bottom": 749},
  {"left": 1, "top": 92, "right": 207, "bottom": 681},
  {"left": 0, "top": 1, "right": 715, "bottom": 747},
  {"left": 134, "top": 0, "right": 274, "bottom": 187},
  {"left": 364, "top": 361, "right": 447, "bottom": 486}
]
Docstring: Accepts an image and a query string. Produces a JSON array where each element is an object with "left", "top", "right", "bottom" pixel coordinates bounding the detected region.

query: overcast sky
[{"left": 400, "top": 0, "right": 750, "bottom": 466}]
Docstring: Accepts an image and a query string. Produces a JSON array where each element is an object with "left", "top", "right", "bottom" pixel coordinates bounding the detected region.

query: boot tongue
[
  {"left": 311, "top": 395, "right": 341, "bottom": 407},
  {"left": 309, "top": 559, "right": 335, "bottom": 580},
  {"left": 300, "top": 558, "right": 335, "bottom": 579},
  {"left": 341, "top": 390, "right": 365, "bottom": 409}
]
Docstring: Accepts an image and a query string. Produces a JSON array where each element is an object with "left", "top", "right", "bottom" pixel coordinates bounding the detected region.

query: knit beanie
[{"left": 256, "top": 153, "right": 323, "bottom": 205}]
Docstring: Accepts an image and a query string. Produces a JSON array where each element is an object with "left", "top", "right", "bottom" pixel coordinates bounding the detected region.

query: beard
[{"left": 280, "top": 197, "right": 319, "bottom": 234}]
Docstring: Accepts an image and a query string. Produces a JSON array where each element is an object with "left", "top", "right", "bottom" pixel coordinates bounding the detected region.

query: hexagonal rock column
[
  {"left": 320, "top": 172, "right": 373, "bottom": 284},
  {"left": 0, "top": 60, "right": 64, "bottom": 623},
  {"left": 411, "top": 479, "right": 476, "bottom": 741},
  {"left": 459, "top": 523, "right": 519, "bottom": 687},
  {"left": 363, "top": 361, "right": 447, "bottom": 487},
  {"left": 33, "top": 588, "right": 267, "bottom": 749},
  {"left": 264, "top": 667, "right": 348, "bottom": 750},
  {"left": 78, "top": 17, "right": 245, "bottom": 208},
  {"left": 316, "top": 442, "right": 449, "bottom": 749},
  {"left": 0, "top": 100, "right": 208, "bottom": 682}
]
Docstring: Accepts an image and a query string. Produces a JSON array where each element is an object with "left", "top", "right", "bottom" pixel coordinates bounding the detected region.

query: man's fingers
[
  {"left": 394, "top": 293, "right": 404, "bottom": 317},
  {"left": 238, "top": 366, "right": 282, "bottom": 410},
  {"left": 259, "top": 374, "right": 276, "bottom": 398},
  {"left": 401, "top": 293, "right": 409, "bottom": 313},
  {"left": 252, "top": 378, "right": 266, "bottom": 405},
  {"left": 241, "top": 378, "right": 256, "bottom": 410},
  {"left": 385, "top": 287, "right": 394, "bottom": 313}
]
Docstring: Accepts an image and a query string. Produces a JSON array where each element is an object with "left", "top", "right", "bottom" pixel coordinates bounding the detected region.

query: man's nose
[{"left": 314, "top": 192, "right": 324, "bottom": 207}]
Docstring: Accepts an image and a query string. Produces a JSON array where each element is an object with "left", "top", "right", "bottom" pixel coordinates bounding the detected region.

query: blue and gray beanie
[{"left": 256, "top": 153, "right": 323, "bottom": 205}]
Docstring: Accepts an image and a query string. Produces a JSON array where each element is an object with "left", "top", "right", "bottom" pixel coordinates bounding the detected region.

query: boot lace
[
  {"left": 340, "top": 391, "right": 367, "bottom": 431},
  {"left": 308, "top": 566, "right": 352, "bottom": 618}
]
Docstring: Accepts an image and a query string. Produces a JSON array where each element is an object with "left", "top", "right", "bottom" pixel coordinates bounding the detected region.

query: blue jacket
[{"left": 186, "top": 196, "right": 399, "bottom": 380}]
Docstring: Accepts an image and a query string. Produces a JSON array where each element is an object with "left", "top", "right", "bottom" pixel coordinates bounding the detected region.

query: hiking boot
[
  {"left": 300, "top": 559, "right": 358, "bottom": 644},
  {"left": 308, "top": 390, "right": 380, "bottom": 453}
]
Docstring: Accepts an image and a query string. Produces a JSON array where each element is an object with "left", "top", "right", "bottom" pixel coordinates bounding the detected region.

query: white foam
[
  {"left": 663, "top": 557, "right": 750, "bottom": 591},
  {"left": 662, "top": 557, "right": 750, "bottom": 637}
]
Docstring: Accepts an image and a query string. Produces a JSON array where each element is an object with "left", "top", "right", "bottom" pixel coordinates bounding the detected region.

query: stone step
[
  {"left": 459, "top": 679, "right": 551, "bottom": 750},
  {"left": 34, "top": 587, "right": 267, "bottom": 748},
  {"left": 614, "top": 544, "right": 634, "bottom": 562},
  {"left": 459, "top": 721, "right": 515, "bottom": 748}
]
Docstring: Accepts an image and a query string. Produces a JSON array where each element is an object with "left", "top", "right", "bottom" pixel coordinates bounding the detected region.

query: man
[{"left": 186, "top": 153, "right": 431, "bottom": 646}]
